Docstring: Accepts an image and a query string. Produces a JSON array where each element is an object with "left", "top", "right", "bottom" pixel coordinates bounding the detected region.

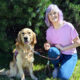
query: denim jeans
[{"left": 48, "top": 47, "right": 78, "bottom": 80}]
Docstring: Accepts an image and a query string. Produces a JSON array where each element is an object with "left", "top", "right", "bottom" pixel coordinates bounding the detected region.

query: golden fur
[{"left": 0, "top": 28, "right": 38, "bottom": 80}]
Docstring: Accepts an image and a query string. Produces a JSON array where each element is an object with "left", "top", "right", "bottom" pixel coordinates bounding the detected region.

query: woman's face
[{"left": 48, "top": 10, "right": 59, "bottom": 23}]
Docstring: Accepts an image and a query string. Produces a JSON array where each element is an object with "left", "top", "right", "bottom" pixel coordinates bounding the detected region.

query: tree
[{"left": 0, "top": 0, "right": 80, "bottom": 54}]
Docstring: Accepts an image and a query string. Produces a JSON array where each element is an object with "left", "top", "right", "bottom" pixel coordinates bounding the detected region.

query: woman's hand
[
  {"left": 55, "top": 44, "right": 64, "bottom": 51},
  {"left": 44, "top": 42, "right": 51, "bottom": 51}
]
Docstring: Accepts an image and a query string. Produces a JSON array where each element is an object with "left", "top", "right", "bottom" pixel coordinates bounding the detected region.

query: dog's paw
[
  {"left": 33, "top": 77, "right": 38, "bottom": 80},
  {"left": 21, "top": 78, "right": 25, "bottom": 80},
  {"left": 21, "top": 76, "right": 26, "bottom": 80},
  {"left": 35, "top": 78, "right": 38, "bottom": 80}
]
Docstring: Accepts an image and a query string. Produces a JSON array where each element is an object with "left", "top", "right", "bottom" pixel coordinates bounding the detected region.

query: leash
[
  {"left": 34, "top": 51, "right": 60, "bottom": 60},
  {"left": 13, "top": 44, "right": 60, "bottom": 61},
  {"left": 14, "top": 49, "right": 60, "bottom": 60}
]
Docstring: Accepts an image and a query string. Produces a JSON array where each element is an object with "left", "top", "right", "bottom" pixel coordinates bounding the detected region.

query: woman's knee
[{"left": 48, "top": 47, "right": 60, "bottom": 58}]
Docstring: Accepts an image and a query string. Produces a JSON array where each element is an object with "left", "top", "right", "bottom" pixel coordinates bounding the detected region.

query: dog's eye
[
  {"left": 22, "top": 32, "right": 24, "bottom": 35},
  {"left": 28, "top": 32, "right": 31, "bottom": 34}
]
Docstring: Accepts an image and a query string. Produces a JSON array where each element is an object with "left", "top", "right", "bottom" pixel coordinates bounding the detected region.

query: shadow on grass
[
  {"left": 0, "top": 52, "right": 54, "bottom": 80},
  {"left": 0, "top": 65, "right": 53, "bottom": 80}
]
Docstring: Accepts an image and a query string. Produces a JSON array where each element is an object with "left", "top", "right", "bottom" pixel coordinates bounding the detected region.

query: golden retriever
[{"left": 0, "top": 28, "right": 38, "bottom": 80}]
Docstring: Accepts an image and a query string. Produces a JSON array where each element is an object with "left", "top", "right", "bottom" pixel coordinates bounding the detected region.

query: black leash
[{"left": 34, "top": 51, "right": 60, "bottom": 60}]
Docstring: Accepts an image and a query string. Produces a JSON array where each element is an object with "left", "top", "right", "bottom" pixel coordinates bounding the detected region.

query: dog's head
[{"left": 16, "top": 28, "right": 37, "bottom": 46}]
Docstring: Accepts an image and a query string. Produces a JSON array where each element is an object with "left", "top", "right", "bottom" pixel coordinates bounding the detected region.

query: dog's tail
[
  {"left": 0, "top": 68, "right": 10, "bottom": 76},
  {"left": 0, "top": 68, "right": 6, "bottom": 75}
]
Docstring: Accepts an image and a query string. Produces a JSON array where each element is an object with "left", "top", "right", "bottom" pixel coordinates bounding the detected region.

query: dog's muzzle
[{"left": 24, "top": 37, "right": 28, "bottom": 43}]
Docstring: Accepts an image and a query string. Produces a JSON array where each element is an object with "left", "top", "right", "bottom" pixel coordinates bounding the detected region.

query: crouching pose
[{"left": 44, "top": 4, "right": 80, "bottom": 80}]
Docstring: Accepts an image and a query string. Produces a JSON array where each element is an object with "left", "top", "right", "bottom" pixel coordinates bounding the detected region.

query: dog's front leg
[
  {"left": 29, "top": 63, "right": 38, "bottom": 80},
  {"left": 16, "top": 55, "right": 25, "bottom": 80},
  {"left": 16, "top": 61, "right": 25, "bottom": 80}
]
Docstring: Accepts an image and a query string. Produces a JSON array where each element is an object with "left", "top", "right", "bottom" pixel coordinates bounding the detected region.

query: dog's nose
[{"left": 24, "top": 37, "right": 28, "bottom": 41}]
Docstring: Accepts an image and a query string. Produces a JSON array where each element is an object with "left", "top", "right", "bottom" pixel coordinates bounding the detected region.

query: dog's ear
[
  {"left": 32, "top": 32, "right": 37, "bottom": 45},
  {"left": 16, "top": 31, "right": 21, "bottom": 43}
]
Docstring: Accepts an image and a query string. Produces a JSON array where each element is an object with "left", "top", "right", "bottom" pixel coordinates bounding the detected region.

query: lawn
[{"left": 0, "top": 53, "right": 80, "bottom": 80}]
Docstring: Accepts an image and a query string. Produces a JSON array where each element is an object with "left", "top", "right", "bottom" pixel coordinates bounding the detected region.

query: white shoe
[{"left": 52, "top": 68, "right": 58, "bottom": 78}]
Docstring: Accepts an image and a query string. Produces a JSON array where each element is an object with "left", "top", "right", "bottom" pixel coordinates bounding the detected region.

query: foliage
[
  {"left": 0, "top": 0, "right": 51, "bottom": 53},
  {"left": 0, "top": 0, "right": 80, "bottom": 53},
  {"left": 0, "top": 1, "right": 80, "bottom": 80}
]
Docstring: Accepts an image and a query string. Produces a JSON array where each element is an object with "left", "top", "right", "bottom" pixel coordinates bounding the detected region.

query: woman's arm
[{"left": 55, "top": 36, "right": 80, "bottom": 51}]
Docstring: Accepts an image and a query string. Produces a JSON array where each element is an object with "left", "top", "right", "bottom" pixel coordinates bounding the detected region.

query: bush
[{"left": 0, "top": 0, "right": 80, "bottom": 53}]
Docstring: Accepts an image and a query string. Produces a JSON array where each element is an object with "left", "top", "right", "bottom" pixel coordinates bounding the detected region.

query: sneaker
[{"left": 52, "top": 68, "right": 58, "bottom": 78}]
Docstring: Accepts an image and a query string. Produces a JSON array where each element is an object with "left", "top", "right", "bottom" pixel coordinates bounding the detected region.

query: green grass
[{"left": 0, "top": 53, "right": 80, "bottom": 80}]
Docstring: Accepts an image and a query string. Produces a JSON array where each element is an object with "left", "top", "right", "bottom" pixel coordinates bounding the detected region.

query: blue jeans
[{"left": 48, "top": 47, "right": 78, "bottom": 80}]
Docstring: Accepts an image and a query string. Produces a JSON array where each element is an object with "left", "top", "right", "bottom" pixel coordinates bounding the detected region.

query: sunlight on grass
[
  {"left": 0, "top": 54, "right": 80, "bottom": 80},
  {"left": 70, "top": 59, "right": 80, "bottom": 80},
  {"left": 33, "top": 64, "right": 45, "bottom": 71},
  {"left": 46, "top": 77, "right": 53, "bottom": 80},
  {"left": 33, "top": 59, "right": 80, "bottom": 80}
]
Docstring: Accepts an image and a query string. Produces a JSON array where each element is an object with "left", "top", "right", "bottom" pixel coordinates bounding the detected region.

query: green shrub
[{"left": 0, "top": 0, "right": 80, "bottom": 54}]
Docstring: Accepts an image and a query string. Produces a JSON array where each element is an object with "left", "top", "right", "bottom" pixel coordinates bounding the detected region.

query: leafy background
[
  {"left": 0, "top": 0, "right": 80, "bottom": 53},
  {"left": 0, "top": 0, "right": 80, "bottom": 80}
]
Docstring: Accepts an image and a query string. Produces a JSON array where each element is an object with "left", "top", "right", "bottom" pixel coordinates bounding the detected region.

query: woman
[{"left": 44, "top": 4, "right": 80, "bottom": 80}]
